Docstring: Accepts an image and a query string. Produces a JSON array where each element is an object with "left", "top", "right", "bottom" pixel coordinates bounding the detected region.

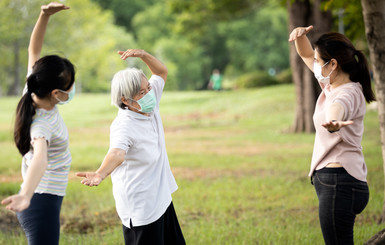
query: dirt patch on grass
[
  {"left": 0, "top": 211, "right": 22, "bottom": 234},
  {"left": 61, "top": 207, "right": 120, "bottom": 234},
  {"left": 0, "top": 208, "right": 121, "bottom": 235}
]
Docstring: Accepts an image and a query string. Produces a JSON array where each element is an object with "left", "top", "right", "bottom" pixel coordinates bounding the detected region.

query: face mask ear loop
[{"left": 126, "top": 97, "right": 142, "bottom": 112}]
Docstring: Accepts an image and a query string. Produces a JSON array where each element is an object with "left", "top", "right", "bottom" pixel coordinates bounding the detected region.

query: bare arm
[
  {"left": 322, "top": 102, "right": 353, "bottom": 132},
  {"left": 1, "top": 138, "right": 48, "bottom": 212},
  {"left": 28, "top": 3, "right": 70, "bottom": 71},
  {"left": 118, "top": 49, "right": 168, "bottom": 83},
  {"left": 326, "top": 102, "right": 344, "bottom": 122},
  {"left": 76, "top": 148, "right": 126, "bottom": 186},
  {"left": 288, "top": 25, "right": 315, "bottom": 71}
]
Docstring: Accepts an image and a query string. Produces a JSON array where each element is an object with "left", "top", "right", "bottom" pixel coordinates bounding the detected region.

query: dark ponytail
[
  {"left": 14, "top": 55, "right": 75, "bottom": 156},
  {"left": 315, "top": 32, "right": 376, "bottom": 103},
  {"left": 353, "top": 50, "right": 375, "bottom": 103},
  {"left": 14, "top": 93, "right": 36, "bottom": 155}
]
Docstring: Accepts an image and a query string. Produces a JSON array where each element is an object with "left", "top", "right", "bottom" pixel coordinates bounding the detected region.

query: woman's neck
[
  {"left": 331, "top": 70, "right": 351, "bottom": 89},
  {"left": 32, "top": 94, "right": 55, "bottom": 110}
]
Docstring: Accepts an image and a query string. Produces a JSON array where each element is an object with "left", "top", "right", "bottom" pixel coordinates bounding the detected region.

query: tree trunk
[
  {"left": 7, "top": 40, "right": 20, "bottom": 96},
  {"left": 364, "top": 228, "right": 385, "bottom": 245},
  {"left": 361, "top": 0, "right": 385, "bottom": 227},
  {"left": 287, "top": 0, "right": 331, "bottom": 133}
]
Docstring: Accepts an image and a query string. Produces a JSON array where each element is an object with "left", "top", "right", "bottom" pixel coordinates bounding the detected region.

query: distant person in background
[
  {"left": 76, "top": 49, "right": 185, "bottom": 245},
  {"left": 289, "top": 25, "right": 375, "bottom": 245},
  {"left": 1, "top": 3, "right": 75, "bottom": 245},
  {"left": 208, "top": 69, "right": 223, "bottom": 91}
]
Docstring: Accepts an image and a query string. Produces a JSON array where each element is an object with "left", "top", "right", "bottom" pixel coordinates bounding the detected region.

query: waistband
[{"left": 314, "top": 167, "right": 347, "bottom": 175}]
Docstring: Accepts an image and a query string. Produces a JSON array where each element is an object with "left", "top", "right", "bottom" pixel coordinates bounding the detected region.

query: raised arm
[
  {"left": 76, "top": 148, "right": 126, "bottom": 187},
  {"left": 288, "top": 25, "right": 315, "bottom": 71},
  {"left": 118, "top": 49, "right": 168, "bottom": 82},
  {"left": 28, "top": 2, "right": 70, "bottom": 71}
]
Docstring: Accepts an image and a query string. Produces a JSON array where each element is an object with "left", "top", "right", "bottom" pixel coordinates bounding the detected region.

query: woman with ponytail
[
  {"left": 289, "top": 26, "right": 375, "bottom": 244},
  {"left": 1, "top": 3, "right": 75, "bottom": 245}
]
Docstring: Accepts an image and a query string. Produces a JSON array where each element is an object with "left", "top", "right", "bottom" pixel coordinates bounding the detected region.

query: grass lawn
[{"left": 0, "top": 84, "right": 383, "bottom": 244}]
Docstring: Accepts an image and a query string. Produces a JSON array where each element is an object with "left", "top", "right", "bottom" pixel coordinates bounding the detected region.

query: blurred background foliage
[{"left": 0, "top": 0, "right": 366, "bottom": 94}]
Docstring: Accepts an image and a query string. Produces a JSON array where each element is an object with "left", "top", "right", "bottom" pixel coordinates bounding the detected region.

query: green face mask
[
  {"left": 130, "top": 89, "right": 156, "bottom": 113},
  {"left": 56, "top": 85, "right": 76, "bottom": 105}
]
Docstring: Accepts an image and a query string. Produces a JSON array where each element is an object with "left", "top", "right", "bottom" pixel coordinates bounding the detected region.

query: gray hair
[{"left": 111, "top": 68, "right": 146, "bottom": 109}]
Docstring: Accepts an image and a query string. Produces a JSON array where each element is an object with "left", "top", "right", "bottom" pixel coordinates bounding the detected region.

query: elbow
[
  {"left": 109, "top": 149, "right": 126, "bottom": 165},
  {"left": 117, "top": 155, "right": 125, "bottom": 166},
  {"left": 28, "top": 46, "right": 40, "bottom": 60},
  {"left": 159, "top": 67, "right": 168, "bottom": 81}
]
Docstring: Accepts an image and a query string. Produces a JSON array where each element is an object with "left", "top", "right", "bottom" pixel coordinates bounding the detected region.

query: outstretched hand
[
  {"left": 1, "top": 194, "right": 30, "bottom": 213},
  {"left": 288, "top": 25, "right": 313, "bottom": 42},
  {"left": 118, "top": 49, "right": 146, "bottom": 60},
  {"left": 41, "top": 2, "right": 70, "bottom": 16},
  {"left": 76, "top": 172, "right": 103, "bottom": 187},
  {"left": 322, "top": 120, "right": 354, "bottom": 133}
]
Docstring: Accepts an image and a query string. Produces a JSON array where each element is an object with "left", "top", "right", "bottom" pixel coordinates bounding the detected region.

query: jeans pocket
[
  {"left": 352, "top": 185, "right": 369, "bottom": 214},
  {"left": 314, "top": 173, "right": 337, "bottom": 187}
]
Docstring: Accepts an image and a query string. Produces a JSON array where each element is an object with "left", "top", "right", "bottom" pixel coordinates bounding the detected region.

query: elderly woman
[{"left": 76, "top": 49, "right": 185, "bottom": 245}]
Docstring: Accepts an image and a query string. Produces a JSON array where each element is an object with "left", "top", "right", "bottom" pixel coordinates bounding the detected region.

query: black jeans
[
  {"left": 313, "top": 167, "right": 369, "bottom": 245},
  {"left": 16, "top": 193, "right": 63, "bottom": 245}
]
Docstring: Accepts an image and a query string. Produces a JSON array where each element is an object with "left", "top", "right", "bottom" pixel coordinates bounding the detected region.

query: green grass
[{"left": 0, "top": 84, "right": 383, "bottom": 244}]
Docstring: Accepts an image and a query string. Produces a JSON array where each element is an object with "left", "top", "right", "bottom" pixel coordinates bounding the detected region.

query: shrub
[
  {"left": 276, "top": 68, "right": 293, "bottom": 84},
  {"left": 236, "top": 71, "right": 278, "bottom": 88}
]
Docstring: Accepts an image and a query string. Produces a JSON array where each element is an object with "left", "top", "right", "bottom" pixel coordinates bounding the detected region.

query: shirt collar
[
  {"left": 35, "top": 105, "right": 58, "bottom": 116},
  {"left": 118, "top": 108, "right": 152, "bottom": 120}
]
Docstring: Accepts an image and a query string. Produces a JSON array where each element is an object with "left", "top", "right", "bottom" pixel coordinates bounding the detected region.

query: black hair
[
  {"left": 315, "top": 32, "right": 375, "bottom": 103},
  {"left": 14, "top": 55, "right": 75, "bottom": 155}
]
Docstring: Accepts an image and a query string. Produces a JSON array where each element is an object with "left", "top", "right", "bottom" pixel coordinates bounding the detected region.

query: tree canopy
[{"left": 0, "top": 0, "right": 369, "bottom": 94}]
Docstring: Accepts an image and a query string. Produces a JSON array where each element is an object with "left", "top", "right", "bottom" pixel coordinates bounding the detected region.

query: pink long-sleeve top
[{"left": 309, "top": 82, "right": 367, "bottom": 182}]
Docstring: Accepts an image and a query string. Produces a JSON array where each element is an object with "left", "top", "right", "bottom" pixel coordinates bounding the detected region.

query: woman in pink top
[{"left": 289, "top": 26, "right": 376, "bottom": 244}]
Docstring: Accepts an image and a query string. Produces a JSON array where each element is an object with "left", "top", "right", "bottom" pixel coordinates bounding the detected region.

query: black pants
[
  {"left": 16, "top": 193, "right": 63, "bottom": 245},
  {"left": 122, "top": 202, "right": 185, "bottom": 245},
  {"left": 313, "top": 167, "right": 369, "bottom": 245}
]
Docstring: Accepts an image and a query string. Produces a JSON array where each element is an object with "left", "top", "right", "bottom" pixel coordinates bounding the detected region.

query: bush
[
  {"left": 276, "top": 68, "right": 293, "bottom": 84},
  {"left": 236, "top": 71, "right": 278, "bottom": 88}
]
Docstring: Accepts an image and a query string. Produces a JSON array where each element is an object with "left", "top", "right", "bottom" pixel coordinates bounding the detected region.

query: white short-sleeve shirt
[{"left": 109, "top": 75, "right": 178, "bottom": 227}]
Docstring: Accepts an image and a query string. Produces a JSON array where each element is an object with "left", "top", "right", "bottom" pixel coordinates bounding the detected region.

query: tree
[
  {"left": 0, "top": 0, "right": 136, "bottom": 94},
  {"left": 90, "top": 0, "right": 155, "bottom": 33},
  {"left": 0, "top": 0, "right": 41, "bottom": 96},
  {"left": 361, "top": 0, "right": 385, "bottom": 227},
  {"left": 287, "top": 0, "right": 332, "bottom": 133},
  {"left": 221, "top": 3, "right": 289, "bottom": 77}
]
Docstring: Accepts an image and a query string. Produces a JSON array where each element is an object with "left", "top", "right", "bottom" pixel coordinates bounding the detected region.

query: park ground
[{"left": 0, "top": 84, "right": 383, "bottom": 244}]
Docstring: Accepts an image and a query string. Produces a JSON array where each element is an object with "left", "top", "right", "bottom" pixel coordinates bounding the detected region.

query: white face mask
[{"left": 313, "top": 61, "right": 333, "bottom": 85}]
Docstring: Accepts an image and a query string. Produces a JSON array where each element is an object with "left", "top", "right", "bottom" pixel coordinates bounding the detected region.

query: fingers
[
  {"left": 78, "top": 174, "right": 101, "bottom": 187},
  {"left": 321, "top": 120, "right": 354, "bottom": 132},
  {"left": 1, "top": 197, "right": 20, "bottom": 212},
  {"left": 288, "top": 25, "right": 313, "bottom": 42},
  {"left": 80, "top": 178, "right": 99, "bottom": 187},
  {"left": 41, "top": 3, "right": 70, "bottom": 15},
  {"left": 1, "top": 197, "right": 12, "bottom": 205},
  {"left": 118, "top": 49, "right": 144, "bottom": 60},
  {"left": 75, "top": 172, "right": 86, "bottom": 177},
  {"left": 119, "top": 49, "right": 135, "bottom": 60},
  {"left": 47, "top": 2, "right": 69, "bottom": 9},
  {"left": 305, "top": 25, "right": 314, "bottom": 32}
]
